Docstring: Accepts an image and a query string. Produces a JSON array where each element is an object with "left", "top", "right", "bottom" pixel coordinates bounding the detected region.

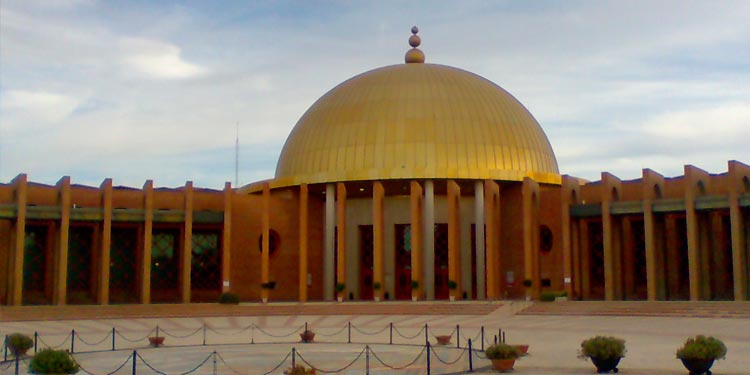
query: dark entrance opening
[
  {"left": 190, "top": 229, "right": 222, "bottom": 302},
  {"left": 359, "top": 225, "right": 374, "bottom": 300},
  {"left": 394, "top": 224, "right": 412, "bottom": 300},
  {"left": 23, "top": 224, "right": 52, "bottom": 305},
  {"left": 67, "top": 225, "right": 95, "bottom": 304},
  {"left": 110, "top": 225, "right": 138, "bottom": 304},
  {"left": 434, "top": 223, "right": 449, "bottom": 300},
  {"left": 151, "top": 228, "right": 181, "bottom": 303}
]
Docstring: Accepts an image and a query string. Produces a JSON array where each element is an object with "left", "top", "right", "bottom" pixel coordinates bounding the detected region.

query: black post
[
  {"left": 4, "top": 335, "right": 8, "bottom": 361},
  {"left": 468, "top": 339, "right": 473, "bottom": 372},
  {"left": 498, "top": 329, "right": 501, "bottom": 343},
  {"left": 212, "top": 351, "right": 217, "bottom": 375},
  {"left": 494, "top": 335, "right": 498, "bottom": 345},
  {"left": 203, "top": 324, "right": 207, "bottom": 346},
  {"left": 112, "top": 328, "right": 116, "bottom": 351},
  {"left": 14, "top": 355, "right": 19, "bottom": 375},
  {"left": 131, "top": 350, "right": 137, "bottom": 375},
  {"left": 291, "top": 347, "right": 296, "bottom": 368},
  {"left": 426, "top": 341, "right": 431, "bottom": 375},
  {"left": 389, "top": 322, "right": 393, "bottom": 345},
  {"left": 365, "top": 345, "right": 370, "bottom": 375},
  {"left": 34, "top": 332, "right": 38, "bottom": 353},
  {"left": 348, "top": 322, "right": 351, "bottom": 344},
  {"left": 71, "top": 329, "right": 76, "bottom": 353},
  {"left": 502, "top": 331, "right": 506, "bottom": 344},
  {"left": 480, "top": 326, "right": 485, "bottom": 351},
  {"left": 456, "top": 324, "right": 460, "bottom": 348},
  {"left": 424, "top": 323, "right": 429, "bottom": 346},
  {"left": 305, "top": 322, "right": 308, "bottom": 332},
  {"left": 156, "top": 325, "right": 160, "bottom": 338}
]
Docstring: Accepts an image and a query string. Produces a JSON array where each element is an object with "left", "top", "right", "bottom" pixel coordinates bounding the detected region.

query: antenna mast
[{"left": 235, "top": 122, "right": 239, "bottom": 187}]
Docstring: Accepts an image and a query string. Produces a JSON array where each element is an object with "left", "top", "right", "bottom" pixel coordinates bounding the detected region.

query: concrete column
[
  {"left": 447, "top": 180, "right": 461, "bottom": 300},
  {"left": 561, "top": 176, "right": 578, "bottom": 299},
  {"left": 336, "top": 183, "right": 347, "bottom": 300},
  {"left": 98, "top": 179, "right": 113, "bottom": 305},
  {"left": 474, "top": 180, "right": 486, "bottom": 300},
  {"left": 221, "top": 182, "right": 232, "bottom": 293},
  {"left": 10, "top": 174, "right": 27, "bottom": 306},
  {"left": 298, "top": 184, "right": 309, "bottom": 302},
  {"left": 642, "top": 169, "right": 664, "bottom": 301},
  {"left": 522, "top": 178, "right": 540, "bottom": 299},
  {"left": 685, "top": 165, "right": 709, "bottom": 301},
  {"left": 141, "top": 180, "right": 154, "bottom": 304},
  {"left": 181, "top": 181, "right": 193, "bottom": 303},
  {"left": 728, "top": 161, "right": 749, "bottom": 300},
  {"left": 410, "top": 181, "right": 423, "bottom": 300},
  {"left": 483, "top": 180, "right": 500, "bottom": 299},
  {"left": 54, "top": 176, "right": 71, "bottom": 305},
  {"left": 423, "top": 180, "right": 435, "bottom": 300},
  {"left": 373, "top": 181, "right": 385, "bottom": 300},
  {"left": 261, "top": 183, "right": 271, "bottom": 302},
  {"left": 324, "top": 183, "right": 335, "bottom": 301}
]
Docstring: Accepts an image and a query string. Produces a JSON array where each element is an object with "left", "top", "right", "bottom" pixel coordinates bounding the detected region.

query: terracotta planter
[
  {"left": 513, "top": 344, "right": 529, "bottom": 354},
  {"left": 300, "top": 331, "right": 315, "bottom": 343},
  {"left": 590, "top": 356, "right": 621, "bottom": 373},
  {"left": 679, "top": 358, "right": 714, "bottom": 374},
  {"left": 491, "top": 358, "right": 516, "bottom": 372},
  {"left": 435, "top": 335, "right": 452, "bottom": 345},
  {"left": 148, "top": 336, "right": 165, "bottom": 347}
]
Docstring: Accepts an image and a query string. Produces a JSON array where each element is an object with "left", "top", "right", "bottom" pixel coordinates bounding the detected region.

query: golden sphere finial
[{"left": 405, "top": 26, "right": 425, "bottom": 64}]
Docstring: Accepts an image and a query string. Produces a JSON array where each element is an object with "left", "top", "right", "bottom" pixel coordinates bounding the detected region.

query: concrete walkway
[{"left": 1, "top": 301, "right": 749, "bottom": 374}]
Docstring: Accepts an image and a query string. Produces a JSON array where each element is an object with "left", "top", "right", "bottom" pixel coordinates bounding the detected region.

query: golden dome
[{"left": 274, "top": 61, "right": 560, "bottom": 187}]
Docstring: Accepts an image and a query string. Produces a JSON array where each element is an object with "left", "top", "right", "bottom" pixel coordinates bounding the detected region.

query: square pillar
[
  {"left": 373, "top": 181, "right": 385, "bottom": 300},
  {"left": 98, "top": 178, "right": 113, "bottom": 305},
  {"left": 10, "top": 174, "right": 27, "bottom": 306},
  {"left": 447, "top": 180, "right": 461, "bottom": 300},
  {"left": 181, "top": 181, "right": 193, "bottom": 303},
  {"left": 261, "top": 183, "right": 271, "bottom": 302},
  {"left": 140, "top": 180, "right": 154, "bottom": 304},
  {"left": 221, "top": 182, "right": 232, "bottom": 293},
  {"left": 409, "top": 181, "right": 423, "bottom": 300},
  {"left": 298, "top": 184, "right": 309, "bottom": 302},
  {"left": 54, "top": 176, "right": 71, "bottom": 305}
]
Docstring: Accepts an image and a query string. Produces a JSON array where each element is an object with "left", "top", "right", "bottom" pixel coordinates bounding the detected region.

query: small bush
[
  {"left": 373, "top": 282, "right": 381, "bottom": 290},
  {"left": 219, "top": 292, "right": 240, "bottom": 304},
  {"left": 676, "top": 335, "right": 727, "bottom": 361},
  {"left": 336, "top": 283, "right": 346, "bottom": 292},
  {"left": 540, "top": 291, "right": 567, "bottom": 302},
  {"left": 579, "top": 336, "right": 626, "bottom": 360},
  {"left": 447, "top": 280, "right": 458, "bottom": 290},
  {"left": 29, "top": 348, "right": 80, "bottom": 374},
  {"left": 484, "top": 343, "right": 521, "bottom": 360},
  {"left": 411, "top": 280, "right": 419, "bottom": 289},
  {"left": 7, "top": 333, "right": 33, "bottom": 357}
]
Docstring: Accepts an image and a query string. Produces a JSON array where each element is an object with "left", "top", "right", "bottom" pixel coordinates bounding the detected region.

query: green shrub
[
  {"left": 29, "top": 348, "right": 80, "bottom": 374},
  {"left": 447, "top": 280, "right": 458, "bottom": 290},
  {"left": 7, "top": 333, "right": 33, "bottom": 357},
  {"left": 219, "top": 292, "right": 240, "bottom": 304},
  {"left": 373, "top": 282, "right": 381, "bottom": 290},
  {"left": 676, "top": 335, "right": 727, "bottom": 361},
  {"left": 336, "top": 283, "right": 346, "bottom": 292},
  {"left": 540, "top": 291, "right": 567, "bottom": 302},
  {"left": 484, "top": 343, "right": 521, "bottom": 360},
  {"left": 579, "top": 336, "right": 626, "bottom": 360},
  {"left": 411, "top": 280, "right": 419, "bottom": 289}
]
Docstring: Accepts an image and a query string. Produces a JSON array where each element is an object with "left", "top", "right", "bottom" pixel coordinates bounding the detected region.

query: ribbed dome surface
[{"left": 274, "top": 63, "right": 559, "bottom": 186}]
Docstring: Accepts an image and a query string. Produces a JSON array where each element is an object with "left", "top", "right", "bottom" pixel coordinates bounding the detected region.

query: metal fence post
[
  {"left": 456, "top": 324, "right": 460, "bottom": 348},
  {"left": 348, "top": 322, "right": 351, "bottom": 344},
  {"left": 292, "top": 347, "right": 296, "bottom": 368},
  {"left": 426, "top": 341, "right": 431, "bottom": 375},
  {"left": 71, "top": 329, "right": 76, "bottom": 353},
  {"left": 131, "top": 350, "right": 137, "bottom": 375},
  {"left": 365, "top": 345, "right": 370, "bottom": 375},
  {"left": 112, "top": 328, "right": 116, "bottom": 351},
  {"left": 389, "top": 322, "right": 393, "bottom": 345},
  {"left": 203, "top": 324, "right": 207, "bottom": 346},
  {"left": 481, "top": 326, "right": 485, "bottom": 351},
  {"left": 424, "top": 323, "right": 429, "bottom": 346},
  {"left": 4, "top": 335, "right": 8, "bottom": 361},
  {"left": 212, "top": 351, "right": 217, "bottom": 375},
  {"left": 34, "top": 332, "right": 38, "bottom": 353},
  {"left": 468, "top": 339, "right": 473, "bottom": 372},
  {"left": 14, "top": 355, "right": 19, "bottom": 375}
]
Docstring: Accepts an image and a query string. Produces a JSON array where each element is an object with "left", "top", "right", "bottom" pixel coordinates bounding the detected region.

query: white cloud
[
  {"left": 642, "top": 103, "right": 750, "bottom": 143},
  {"left": 2, "top": 90, "right": 79, "bottom": 123},
  {"left": 120, "top": 37, "right": 207, "bottom": 79}
]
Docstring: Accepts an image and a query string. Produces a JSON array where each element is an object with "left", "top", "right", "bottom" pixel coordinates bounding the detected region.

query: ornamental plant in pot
[
  {"left": 300, "top": 329, "right": 315, "bottom": 343},
  {"left": 484, "top": 343, "right": 521, "bottom": 372},
  {"left": 411, "top": 280, "right": 419, "bottom": 301},
  {"left": 676, "top": 335, "right": 726, "bottom": 375},
  {"left": 578, "top": 335, "right": 626, "bottom": 373},
  {"left": 373, "top": 282, "right": 382, "bottom": 302},
  {"left": 447, "top": 280, "right": 458, "bottom": 301},
  {"left": 6, "top": 333, "right": 33, "bottom": 358},
  {"left": 29, "top": 348, "right": 80, "bottom": 374},
  {"left": 336, "top": 283, "right": 346, "bottom": 302}
]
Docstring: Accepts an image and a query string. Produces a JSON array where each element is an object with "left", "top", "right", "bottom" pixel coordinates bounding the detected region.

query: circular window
[
  {"left": 540, "top": 225, "right": 553, "bottom": 254},
  {"left": 258, "top": 229, "right": 281, "bottom": 255}
]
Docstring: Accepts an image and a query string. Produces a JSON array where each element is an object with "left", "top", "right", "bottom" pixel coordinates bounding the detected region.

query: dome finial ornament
[{"left": 405, "top": 26, "right": 425, "bottom": 64}]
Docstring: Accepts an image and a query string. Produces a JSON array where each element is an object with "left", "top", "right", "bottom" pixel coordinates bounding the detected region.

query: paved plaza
[{"left": 2, "top": 302, "right": 750, "bottom": 374}]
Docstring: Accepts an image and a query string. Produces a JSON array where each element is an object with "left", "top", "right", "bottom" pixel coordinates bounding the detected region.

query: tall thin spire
[{"left": 235, "top": 122, "right": 239, "bottom": 187}]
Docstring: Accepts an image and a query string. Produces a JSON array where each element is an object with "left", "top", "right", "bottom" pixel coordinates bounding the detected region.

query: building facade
[{"left": 2, "top": 28, "right": 749, "bottom": 305}]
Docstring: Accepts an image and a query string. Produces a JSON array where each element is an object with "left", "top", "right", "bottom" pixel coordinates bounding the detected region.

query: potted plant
[
  {"left": 411, "top": 280, "right": 419, "bottom": 301},
  {"left": 218, "top": 292, "right": 240, "bottom": 305},
  {"left": 148, "top": 336, "right": 165, "bottom": 347},
  {"left": 284, "top": 364, "right": 316, "bottom": 374},
  {"left": 578, "top": 335, "right": 626, "bottom": 373},
  {"left": 300, "top": 329, "right": 315, "bottom": 343},
  {"left": 676, "top": 335, "right": 726, "bottom": 375},
  {"left": 484, "top": 343, "right": 522, "bottom": 372},
  {"left": 336, "top": 283, "right": 346, "bottom": 302},
  {"left": 373, "top": 282, "right": 382, "bottom": 302},
  {"left": 6, "top": 333, "right": 33, "bottom": 358},
  {"left": 435, "top": 334, "right": 452, "bottom": 345},
  {"left": 261, "top": 281, "right": 276, "bottom": 303},
  {"left": 447, "top": 280, "right": 457, "bottom": 301},
  {"left": 29, "top": 348, "right": 80, "bottom": 374}
]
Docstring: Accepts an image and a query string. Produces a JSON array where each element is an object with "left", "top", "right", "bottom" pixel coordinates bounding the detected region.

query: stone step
[
  {"left": 0, "top": 301, "right": 502, "bottom": 322},
  {"left": 520, "top": 301, "right": 750, "bottom": 318}
]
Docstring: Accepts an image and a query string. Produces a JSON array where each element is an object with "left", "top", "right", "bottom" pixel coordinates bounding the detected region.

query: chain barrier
[
  {"left": 76, "top": 331, "right": 113, "bottom": 347},
  {"left": 74, "top": 351, "right": 133, "bottom": 375},
  {"left": 430, "top": 346, "right": 467, "bottom": 365},
  {"left": 472, "top": 348, "right": 488, "bottom": 360},
  {"left": 159, "top": 326, "right": 203, "bottom": 339},
  {"left": 137, "top": 350, "right": 213, "bottom": 375},
  {"left": 314, "top": 324, "right": 348, "bottom": 338},
  {"left": 430, "top": 327, "right": 457, "bottom": 339},
  {"left": 206, "top": 323, "right": 254, "bottom": 336},
  {"left": 369, "top": 345, "right": 426, "bottom": 370},
  {"left": 296, "top": 346, "right": 366, "bottom": 374},
  {"left": 115, "top": 328, "right": 156, "bottom": 343},
  {"left": 460, "top": 329, "right": 483, "bottom": 348},
  {"left": 392, "top": 325, "right": 425, "bottom": 340},
  {"left": 216, "top": 349, "right": 291, "bottom": 375},
  {"left": 252, "top": 324, "right": 305, "bottom": 338},
  {"left": 0, "top": 360, "right": 13, "bottom": 371},
  {"left": 37, "top": 333, "right": 72, "bottom": 350},
  {"left": 351, "top": 324, "right": 389, "bottom": 336}
]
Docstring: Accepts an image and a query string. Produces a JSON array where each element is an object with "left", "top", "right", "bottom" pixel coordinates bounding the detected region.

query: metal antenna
[{"left": 235, "top": 122, "right": 239, "bottom": 187}]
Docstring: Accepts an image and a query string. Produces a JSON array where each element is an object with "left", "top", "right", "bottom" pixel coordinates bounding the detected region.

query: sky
[{"left": 1, "top": 0, "right": 749, "bottom": 189}]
